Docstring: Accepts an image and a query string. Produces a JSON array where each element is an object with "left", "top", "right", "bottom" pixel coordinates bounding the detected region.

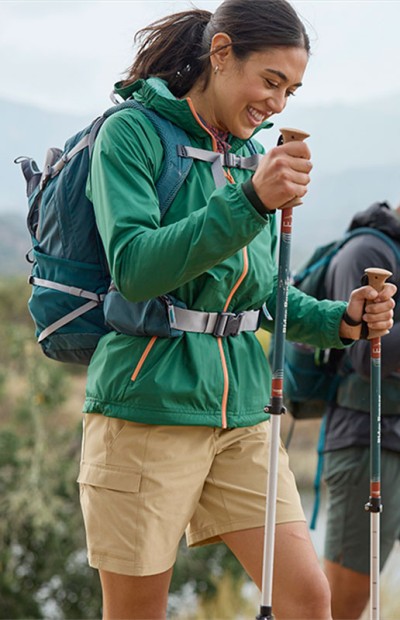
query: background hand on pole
[{"left": 341, "top": 272, "right": 396, "bottom": 340}]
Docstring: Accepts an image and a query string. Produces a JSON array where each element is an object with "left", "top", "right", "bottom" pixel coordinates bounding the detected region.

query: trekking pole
[
  {"left": 364, "top": 267, "right": 392, "bottom": 620},
  {"left": 257, "top": 128, "right": 310, "bottom": 620}
]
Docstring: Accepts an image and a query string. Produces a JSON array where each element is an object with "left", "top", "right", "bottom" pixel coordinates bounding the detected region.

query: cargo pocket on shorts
[
  {"left": 78, "top": 462, "right": 142, "bottom": 570},
  {"left": 78, "top": 462, "right": 142, "bottom": 493}
]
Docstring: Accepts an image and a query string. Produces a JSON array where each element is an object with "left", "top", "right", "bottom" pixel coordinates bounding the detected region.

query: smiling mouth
[{"left": 247, "top": 106, "right": 270, "bottom": 124}]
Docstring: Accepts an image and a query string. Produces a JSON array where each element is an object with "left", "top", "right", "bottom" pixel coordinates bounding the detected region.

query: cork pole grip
[
  {"left": 364, "top": 267, "right": 393, "bottom": 339},
  {"left": 279, "top": 127, "right": 310, "bottom": 209}
]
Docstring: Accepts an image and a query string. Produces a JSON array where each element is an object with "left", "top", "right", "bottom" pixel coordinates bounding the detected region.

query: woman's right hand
[{"left": 251, "top": 141, "right": 312, "bottom": 212}]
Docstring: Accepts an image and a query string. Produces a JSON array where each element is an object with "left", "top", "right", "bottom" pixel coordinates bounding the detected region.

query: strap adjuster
[
  {"left": 223, "top": 153, "right": 242, "bottom": 168},
  {"left": 176, "top": 144, "right": 189, "bottom": 158},
  {"left": 213, "top": 312, "right": 245, "bottom": 337}
]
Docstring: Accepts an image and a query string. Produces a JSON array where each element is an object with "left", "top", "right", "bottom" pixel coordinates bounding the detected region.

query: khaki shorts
[{"left": 78, "top": 414, "right": 305, "bottom": 576}]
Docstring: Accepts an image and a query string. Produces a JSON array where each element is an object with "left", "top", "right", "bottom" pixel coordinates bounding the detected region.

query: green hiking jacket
[{"left": 84, "top": 77, "right": 347, "bottom": 428}]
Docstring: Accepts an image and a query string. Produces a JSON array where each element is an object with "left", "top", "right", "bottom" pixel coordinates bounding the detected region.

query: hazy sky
[{"left": 1, "top": 0, "right": 400, "bottom": 116}]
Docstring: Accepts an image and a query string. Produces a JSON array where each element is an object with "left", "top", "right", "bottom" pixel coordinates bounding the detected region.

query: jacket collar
[{"left": 113, "top": 77, "right": 273, "bottom": 151}]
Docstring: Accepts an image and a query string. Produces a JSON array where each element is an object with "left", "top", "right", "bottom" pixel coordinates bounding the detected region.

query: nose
[{"left": 268, "top": 92, "right": 287, "bottom": 114}]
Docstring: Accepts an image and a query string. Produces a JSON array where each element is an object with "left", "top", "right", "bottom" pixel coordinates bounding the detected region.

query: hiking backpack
[
  {"left": 16, "top": 98, "right": 260, "bottom": 365},
  {"left": 280, "top": 226, "right": 400, "bottom": 420},
  {"left": 272, "top": 226, "right": 400, "bottom": 529},
  {"left": 15, "top": 99, "right": 194, "bottom": 365}
]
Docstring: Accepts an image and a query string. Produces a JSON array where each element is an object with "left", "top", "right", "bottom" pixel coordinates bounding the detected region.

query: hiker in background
[
  {"left": 77, "top": 1, "right": 396, "bottom": 618},
  {"left": 322, "top": 200, "right": 400, "bottom": 620}
]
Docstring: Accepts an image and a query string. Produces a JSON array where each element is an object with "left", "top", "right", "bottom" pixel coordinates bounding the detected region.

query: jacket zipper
[
  {"left": 187, "top": 98, "right": 249, "bottom": 427},
  {"left": 219, "top": 247, "right": 249, "bottom": 427}
]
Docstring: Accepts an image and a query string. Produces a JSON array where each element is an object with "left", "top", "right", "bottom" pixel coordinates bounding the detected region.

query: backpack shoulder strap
[
  {"left": 294, "top": 226, "right": 400, "bottom": 289},
  {"left": 93, "top": 99, "right": 193, "bottom": 219},
  {"left": 247, "top": 139, "right": 258, "bottom": 155},
  {"left": 343, "top": 226, "right": 400, "bottom": 264},
  {"left": 293, "top": 239, "right": 341, "bottom": 288}
]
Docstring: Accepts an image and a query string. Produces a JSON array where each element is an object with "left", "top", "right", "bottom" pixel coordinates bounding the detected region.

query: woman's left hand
[{"left": 340, "top": 282, "right": 397, "bottom": 340}]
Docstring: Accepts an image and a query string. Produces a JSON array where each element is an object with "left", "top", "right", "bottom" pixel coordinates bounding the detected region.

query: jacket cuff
[{"left": 241, "top": 178, "right": 276, "bottom": 218}]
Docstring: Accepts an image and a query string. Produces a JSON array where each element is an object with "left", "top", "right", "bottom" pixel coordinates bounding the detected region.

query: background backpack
[
  {"left": 16, "top": 100, "right": 193, "bottom": 365},
  {"left": 279, "top": 226, "right": 400, "bottom": 420},
  {"left": 273, "top": 226, "right": 400, "bottom": 529}
]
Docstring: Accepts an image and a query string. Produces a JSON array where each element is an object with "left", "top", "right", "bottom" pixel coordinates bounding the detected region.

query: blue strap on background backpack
[
  {"left": 292, "top": 226, "right": 400, "bottom": 298},
  {"left": 16, "top": 100, "right": 193, "bottom": 365}
]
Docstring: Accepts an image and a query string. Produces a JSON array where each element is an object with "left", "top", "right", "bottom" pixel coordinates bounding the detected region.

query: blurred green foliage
[
  {"left": 0, "top": 279, "right": 102, "bottom": 618},
  {"left": 0, "top": 278, "right": 253, "bottom": 619}
]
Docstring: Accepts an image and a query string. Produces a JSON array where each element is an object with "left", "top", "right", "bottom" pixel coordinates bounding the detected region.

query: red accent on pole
[
  {"left": 371, "top": 481, "right": 381, "bottom": 497},
  {"left": 271, "top": 378, "right": 283, "bottom": 399},
  {"left": 371, "top": 338, "right": 381, "bottom": 359},
  {"left": 281, "top": 209, "right": 293, "bottom": 234}
]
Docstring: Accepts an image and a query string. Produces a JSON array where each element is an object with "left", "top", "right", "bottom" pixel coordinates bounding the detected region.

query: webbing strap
[
  {"left": 39, "top": 134, "right": 91, "bottom": 190},
  {"left": 177, "top": 146, "right": 226, "bottom": 188},
  {"left": 177, "top": 145, "right": 261, "bottom": 189},
  {"left": 50, "top": 134, "right": 91, "bottom": 177},
  {"left": 29, "top": 276, "right": 105, "bottom": 303},
  {"left": 38, "top": 300, "right": 99, "bottom": 343},
  {"left": 168, "top": 305, "right": 260, "bottom": 336}
]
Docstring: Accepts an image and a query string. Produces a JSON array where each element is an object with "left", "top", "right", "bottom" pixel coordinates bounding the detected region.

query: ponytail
[{"left": 122, "top": 10, "right": 212, "bottom": 98}]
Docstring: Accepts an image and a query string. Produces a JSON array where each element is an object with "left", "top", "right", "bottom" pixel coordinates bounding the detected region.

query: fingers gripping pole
[
  {"left": 364, "top": 268, "right": 392, "bottom": 620},
  {"left": 365, "top": 268, "right": 392, "bottom": 340},
  {"left": 257, "top": 128, "right": 309, "bottom": 620}
]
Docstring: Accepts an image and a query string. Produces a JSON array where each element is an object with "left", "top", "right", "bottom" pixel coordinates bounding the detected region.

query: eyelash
[{"left": 265, "top": 78, "right": 296, "bottom": 98}]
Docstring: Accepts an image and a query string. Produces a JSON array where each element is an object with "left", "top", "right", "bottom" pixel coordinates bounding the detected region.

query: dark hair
[{"left": 121, "top": 0, "right": 310, "bottom": 97}]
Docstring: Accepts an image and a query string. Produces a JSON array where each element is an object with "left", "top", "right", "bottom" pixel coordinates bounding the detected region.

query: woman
[{"left": 78, "top": 1, "right": 396, "bottom": 618}]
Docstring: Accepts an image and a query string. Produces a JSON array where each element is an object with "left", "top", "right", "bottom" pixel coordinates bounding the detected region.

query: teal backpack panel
[
  {"left": 280, "top": 227, "right": 400, "bottom": 419},
  {"left": 17, "top": 100, "right": 193, "bottom": 365},
  {"left": 282, "top": 342, "right": 343, "bottom": 420}
]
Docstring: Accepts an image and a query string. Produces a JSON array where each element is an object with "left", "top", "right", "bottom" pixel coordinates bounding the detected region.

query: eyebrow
[{"left": 265, "top": 68, "right": 303, "bottom": 88}]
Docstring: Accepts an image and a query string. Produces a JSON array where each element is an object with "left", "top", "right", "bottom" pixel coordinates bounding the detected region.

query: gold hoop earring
[{"left": 214, "top": 65, "right": 219, "bottom": 75}]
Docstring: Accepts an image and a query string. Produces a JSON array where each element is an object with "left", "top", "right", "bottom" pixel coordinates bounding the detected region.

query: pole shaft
[
  {"left": 370, "top": 336, "right": 381, "bottom": 620},
  {"left": 364, "top": 268, "right": 391, "bottom": 620},
  {"left": 258, "top": 128, "right": 310, "bottom": 620},
  {"left": 370, "top": 512, "right": 380, "bottom": 620},
  {"left": 260, "top": 208, "right": 292, "bottom": 613}
]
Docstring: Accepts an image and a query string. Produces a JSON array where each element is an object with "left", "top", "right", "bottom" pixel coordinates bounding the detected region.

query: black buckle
[
  {"left": 177, "top": 144, "right": 189, "bottom": 158},
  {"left": 213, "top": 312, "right": 244, "bottom": 337}
]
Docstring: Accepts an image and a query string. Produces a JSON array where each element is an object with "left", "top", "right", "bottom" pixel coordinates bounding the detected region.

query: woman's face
[{"left": 209, "top": 45, "right": 308, "bottom": 139}]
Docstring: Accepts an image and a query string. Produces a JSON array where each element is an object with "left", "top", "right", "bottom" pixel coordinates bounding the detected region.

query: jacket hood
[
  {"left": 113, "top": 77, "right": 273, "bottom": 150},
  {"left": 348, "top": 201, "right": 400, "bottom": 242}
]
